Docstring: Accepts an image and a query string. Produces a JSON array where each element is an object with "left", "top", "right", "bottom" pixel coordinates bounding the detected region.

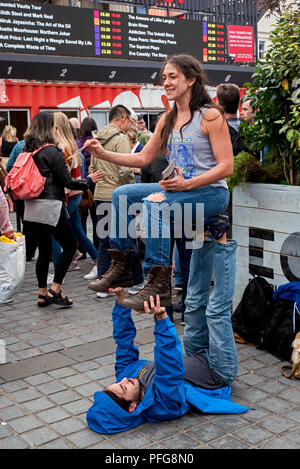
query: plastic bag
[{"left": 0, "top": 233, "right": 25, "bottom": 303}]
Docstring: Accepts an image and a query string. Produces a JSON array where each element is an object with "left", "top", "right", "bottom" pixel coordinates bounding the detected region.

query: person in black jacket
[{"left": 23, "top": 111, "right": 102, "bottom": 308}]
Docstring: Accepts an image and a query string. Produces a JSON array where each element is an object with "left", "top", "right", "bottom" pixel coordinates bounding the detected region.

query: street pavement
[{"left": 0, "top": 231, "right": 299, "bottom": 450}]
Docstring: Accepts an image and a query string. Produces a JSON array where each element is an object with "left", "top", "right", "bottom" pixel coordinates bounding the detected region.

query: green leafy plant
[
  {"left": 240, "top": 6, "right": 300, "bottom": 186},
  {"left": 227, "top": 151, "right": 283, "bottom": 193}
]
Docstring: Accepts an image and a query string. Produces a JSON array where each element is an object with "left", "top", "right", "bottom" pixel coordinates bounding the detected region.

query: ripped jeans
[{"left": 110, "top": 183, "right": 229, "bottom": 275}]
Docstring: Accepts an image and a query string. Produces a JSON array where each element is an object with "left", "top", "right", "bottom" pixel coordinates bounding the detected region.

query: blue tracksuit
[{"left": 86, "top": 302, "right": 247, "bottom": 434}]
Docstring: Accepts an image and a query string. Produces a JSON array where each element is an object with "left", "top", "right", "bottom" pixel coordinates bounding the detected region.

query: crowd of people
[{"left": 0, "top": 53, "right": 259, "bottom": 433}]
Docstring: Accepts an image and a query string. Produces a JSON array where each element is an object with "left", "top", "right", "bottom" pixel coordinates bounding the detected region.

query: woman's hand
[
  {"left": 159, "top": 167, "right": 190, "bottom": 192},
  {"left": 88, "top": 170, "right": 104, "bottom": 183},
  {"left": 83, "top": 139, "right": 105, "bottom": 159}
]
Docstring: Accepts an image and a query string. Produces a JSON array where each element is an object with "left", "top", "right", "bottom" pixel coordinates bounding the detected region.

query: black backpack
[
  {"left": 260, "top": 299, "right": 300, "bottom": 362},
  {"left": 231, "top": 276, "right": 274, "bottom": 344},
  {"left": 228, "top": 124, "right": 251, "bottom": 156}
]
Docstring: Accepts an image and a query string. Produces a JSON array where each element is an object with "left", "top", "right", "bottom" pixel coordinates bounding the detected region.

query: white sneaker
[
  {"left": 128, "top": 279, "right": 148, "bottom": 295},
  {"left": 47, "top": 273, "right": 54, "bottom": 285},
  {"left": 96, "top": 292, "right": 114, "bottom": 298},
  {"left": 47, "top": 273, "right": 64, "bottom": 285},
  {"left": 84, "top": 265, "right": 98, "bottom": 280}
]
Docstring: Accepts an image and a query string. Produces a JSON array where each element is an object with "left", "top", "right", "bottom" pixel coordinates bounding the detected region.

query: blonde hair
[
  {"left": 53, "top": 112, "right": 80, "bottom": 166},
  {"left": 1, "top": 125, "right": 18, "bottom": 142}
]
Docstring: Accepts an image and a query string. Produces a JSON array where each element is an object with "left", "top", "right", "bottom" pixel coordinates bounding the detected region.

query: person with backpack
[
  {"left": 216, "top": 84, "right": 250, "bottom": 156},
  {"left": 21, "top": 111, "right": 100, "bottom": 308},
  {"left": 49, "top": 112, "right": 102, "bottom": 282}
]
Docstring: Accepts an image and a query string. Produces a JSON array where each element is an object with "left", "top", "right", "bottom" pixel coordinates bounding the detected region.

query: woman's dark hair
[
  {"left": 160, "top": 54, "right": 224, "bottom": 154},
  {"left": 79, "top": 117, "right": 98, "bottom": 137},
  {"left": 24, "top": 111, "right": 57, "bottom": 151}
]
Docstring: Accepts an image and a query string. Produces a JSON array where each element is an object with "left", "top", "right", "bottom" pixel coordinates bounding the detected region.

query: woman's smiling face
[{"left": 162, "top": 63, "right": 195, "bottom": 102}]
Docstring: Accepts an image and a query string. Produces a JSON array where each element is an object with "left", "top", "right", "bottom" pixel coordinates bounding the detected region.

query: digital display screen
[{"left": 0, "top": 1, "right": 229, "bottom": 64}]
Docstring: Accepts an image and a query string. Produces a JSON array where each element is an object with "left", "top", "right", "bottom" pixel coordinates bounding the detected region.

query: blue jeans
[
  {"left": 174, "top": 246, "right": 183, "bottom": 285},
  {"left": 95, "top": 200, "right": 143, "bottom": 284},
  {"left": 111, "top": 183, "right": 229, "bottom": 275},
  {"left": 52, "top": 194, "right": 98, "bottom": 266},
  {"left": 183, "top": 239, "right": 238, "bottom": 385}
]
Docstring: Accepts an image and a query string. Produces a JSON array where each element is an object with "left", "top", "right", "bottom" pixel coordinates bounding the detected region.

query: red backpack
[{"left": 5, "top": 144, "right": 54, "bottom": 200}]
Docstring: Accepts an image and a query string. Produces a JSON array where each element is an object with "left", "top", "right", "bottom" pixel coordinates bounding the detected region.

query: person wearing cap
[{"left": 86, "top": 290, "right": 247, "bottom": 435}]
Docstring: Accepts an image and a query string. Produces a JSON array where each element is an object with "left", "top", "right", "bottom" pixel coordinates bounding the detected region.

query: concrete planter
[{"left": 232, "top": 183, "right": 300, "bottom": 309}]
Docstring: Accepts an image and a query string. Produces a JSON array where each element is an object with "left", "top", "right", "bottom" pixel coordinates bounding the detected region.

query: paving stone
[
  {"left": 186, "top": 423, "right": 225, "bottom": 443},
  {"left": 259, "top": 397, "right": 293, "bottom": 413},
  {"left": 278, "top": 389, "right": 300, "bottom": 405},
  {"left": 111, "top": 430, "right": 152, "bottom": 449},
  {"left": 74, "top": 382, "right": 101, "bottom": 397},
  {"left": 237, "top": 388, "right": 269, "bottom": 403},
  {"left": 237, "top": 373, "right": 266, "bottom": 386},
  {"left": 209, "top": 435, "right": 250, "bottom": 449},
  {"left": 0, "top": 425, "right": 13, "bottom": 439},
  {"left": 62, "top": 398, "right": 91, "bottom": 415},
  {"left": 22, "top": 397, "right": 55, "bottom": 413},
  {"left": 66, "top": 428, "right": 104, "bottom": 448},
  {"left": 0, "top": 396, "right": 14, "bottom": 408},
  {"left": 24, "top": 373, "right": 52, "bottom": 386},
  {"left": 89, "top": 440, "right": 120, "bottom": 449},
  {"left": 60, "top": 374, "right": 91, "bottom": 387},
  {"left": 233, "top": 425, "right": 272, "bottom": 445},
  {"left": 284, "top": 428, "right": 300, "bottom": 445},
  {"left": 49, "top": 390, "right": 81, "bottom": 405},
  {"left": 49, "top": 417, "right": 86, "bottom": 436},
  {"left": 8, "top": 415, "right": 43, "bottom": 433},
  {"left": 0, "top": 379, "right": 28, "bottom": 393},
  {"left": 259, "top": 437, "right": 298, "bottom": 449},
  {"left": 257, "top": 415, "right": 298, "bottom": 434},
  {"left": 48, "top": 367, "right": 77, "bottom": 379},
  {"left": 36, "top": 381, "right": 67, "bottom": 395},
  {"left": 70, "top": 361, "right": 99, "bottom": 372},
  {"left": 256, "top": 380, "right": 289, "bottom": 395},
  {"left": 37, "top": 407, "right": 71, "bottom": 424},
  {"left": 162, "top": 433, "right": 201, "bottom": 449},
  {"left": 39, "top": 439, "right": 73, "bottom": 449},
  {"left": 22, "top": 427, "right": 59, "bottom": 447},
  {"left": 169, "top": 412, "right": 206, "bottom": 430},
  {"left": 211, "top": 414, "right": 249, "bottom": 432},
  {"left": 282, "top": 408, "right": 300, "bottom": 424},
  {"left": 0, "top": 435, "right": 30, "bottom": 449},
  {"left": 0, "top": 405, "right": 27, "bottom": 421},
  {"left": 10, "top": 388, "right": 41, "bottom": 403},
  {"left": 85, "top": 367, "right": 115, "bottom": 381},
  {"left": 139, "top": 422, "right": 177, "bottom": 440},
  {"left": 239, "top": 406, "right": 270, "bottom": 423}
]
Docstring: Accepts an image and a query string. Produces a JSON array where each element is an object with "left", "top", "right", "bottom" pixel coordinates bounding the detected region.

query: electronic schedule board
[{"left": 0, "top": 1, "right": 226, "bottom": 64}]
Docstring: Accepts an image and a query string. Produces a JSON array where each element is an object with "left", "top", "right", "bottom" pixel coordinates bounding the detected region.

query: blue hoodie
[{"left": 86, "top": 302, "right": 248, "bottom": 434}]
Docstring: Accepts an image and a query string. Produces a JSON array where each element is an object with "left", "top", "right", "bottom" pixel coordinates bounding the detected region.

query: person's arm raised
[{"left": 83, "top": 115, "right": 166, "bottom": 169}]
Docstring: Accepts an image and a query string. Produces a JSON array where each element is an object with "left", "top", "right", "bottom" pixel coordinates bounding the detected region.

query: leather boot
[
  {"left": 88, "top": 249, "right": 134, "bottom": 293},
  {"left": 120, "top": 265, "right": 172, "bottom": 309}
]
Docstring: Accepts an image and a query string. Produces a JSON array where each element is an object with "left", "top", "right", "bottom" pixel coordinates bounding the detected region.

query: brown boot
[
  {"left": 88, "top": 249, "right": 134, "bottom": 293},
  {"left": 120, "top": 265, "right": 172, "bottom": 309}
]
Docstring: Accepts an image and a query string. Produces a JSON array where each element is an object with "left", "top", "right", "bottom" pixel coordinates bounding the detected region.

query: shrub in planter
[{"left": 231, "top": 5, "right": 300, "bottom": 189}]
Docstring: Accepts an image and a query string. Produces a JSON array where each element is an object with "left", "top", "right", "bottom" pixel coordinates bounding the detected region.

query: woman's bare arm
[{"left": 84, "top": 115, "right": 166, "bottom": 169}]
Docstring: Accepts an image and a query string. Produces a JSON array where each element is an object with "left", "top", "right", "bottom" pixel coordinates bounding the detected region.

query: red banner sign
[{"left": 227, "top": 25, "right": 254, "bottom": 63}]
